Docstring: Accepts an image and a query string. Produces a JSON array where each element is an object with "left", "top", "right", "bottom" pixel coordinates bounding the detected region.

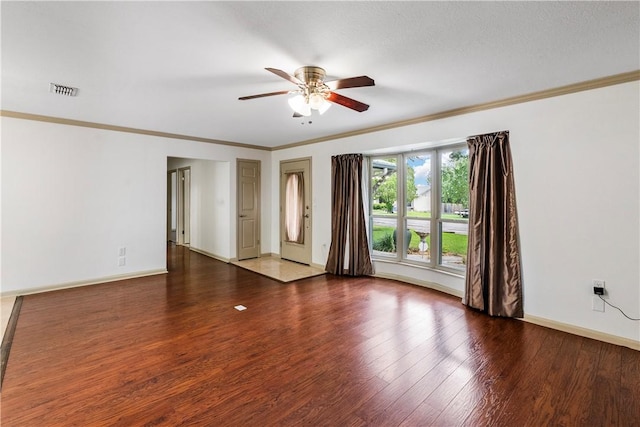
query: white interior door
[
  {"left": 280, "top": 158, "right": 311, "bottom": 264},
  {"left": 237, "top": 160, "right": 260, "bottom": 260}
]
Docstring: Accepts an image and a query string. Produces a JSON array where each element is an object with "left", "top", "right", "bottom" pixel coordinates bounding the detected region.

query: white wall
[
  {"left": 1, "top": 118, "right": 270, "bottom": 295},
  {"left": 271, "top": 81, "right": 640, "bottom": 343},
  {"left": 167, "top": 157, "right": 231, "bottom": 260},
  {"left": 2, "top": 81, "right": 638, "bottom": 345}
]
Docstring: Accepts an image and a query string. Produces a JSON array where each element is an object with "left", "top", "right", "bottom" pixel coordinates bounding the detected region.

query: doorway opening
[{"left": 167, "top": 167, "right": 190, "bottom": 245}]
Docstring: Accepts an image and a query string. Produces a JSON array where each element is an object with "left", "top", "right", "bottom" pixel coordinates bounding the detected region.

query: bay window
[{"left": 369, "top": 143, "right": 469, "bottom": 273}]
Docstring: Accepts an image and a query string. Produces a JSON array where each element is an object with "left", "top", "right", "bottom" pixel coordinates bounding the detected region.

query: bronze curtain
[
  {"left": 325, "top": 154, "right": 374, "bottom": 276},
  {"left": 464, "top": 131, "right": 523, "bottom": 318}
]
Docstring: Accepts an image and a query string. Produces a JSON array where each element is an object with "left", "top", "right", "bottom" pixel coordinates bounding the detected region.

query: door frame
[
  {"left": 167, "top": 170, "right": 178, "bottom": 242},
  {"left": 178, "top": 167, "right": 190, "bottom": 245},
  {"left": 167, "top": 167, "right": 191, "bottom": 246}
]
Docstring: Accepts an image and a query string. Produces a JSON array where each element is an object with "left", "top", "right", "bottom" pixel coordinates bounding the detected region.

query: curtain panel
[
  {"left": 284, "top": 172, "right": 304, "bottom": 243},
  {"left": 464, "top": 131, "right": 523, "bottom": 318},
  {"left": 325, "top": 154, "right": 374, "bottom": 276}
]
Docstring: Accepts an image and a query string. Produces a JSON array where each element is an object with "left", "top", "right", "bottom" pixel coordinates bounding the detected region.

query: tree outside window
[{"left": 369, "top": 145, "right": 469, "bottom": 271}]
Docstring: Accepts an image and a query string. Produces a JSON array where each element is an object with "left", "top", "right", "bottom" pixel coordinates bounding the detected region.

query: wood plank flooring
[{"left": 1, "top": 245, "right": 638, "bottom": 426}]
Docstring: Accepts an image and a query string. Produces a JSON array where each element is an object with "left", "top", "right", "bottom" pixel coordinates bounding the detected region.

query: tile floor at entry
[{"left": 231, "top": 257, "right": 326, "bottom": 283}]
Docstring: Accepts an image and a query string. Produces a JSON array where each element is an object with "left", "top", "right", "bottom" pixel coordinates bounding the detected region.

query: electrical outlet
[
  {"left": 592, "top": 279, "right": 605, "bottom": 295},
  {"left": 118, "top": 257, "right": 126, "bottom": 267},
  {"left": 118, "top": 247, "right": 126, "bottom": 257}
]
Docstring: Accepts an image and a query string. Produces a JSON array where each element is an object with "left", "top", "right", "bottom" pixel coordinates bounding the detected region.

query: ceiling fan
[{"left": 239, "top": 66, "right": 375, "bottom": 117}]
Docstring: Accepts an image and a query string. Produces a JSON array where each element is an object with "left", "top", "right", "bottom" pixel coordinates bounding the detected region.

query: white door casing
[{"left": 167, "top": 170, "right": 177, "bottom": 242}]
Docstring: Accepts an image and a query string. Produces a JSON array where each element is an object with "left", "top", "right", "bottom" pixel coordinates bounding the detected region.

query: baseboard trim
[
  {"left": 373, "top": 272, "right": 464, "bottom": 298},
  {"left": 0, "top": 269, "right": 168, "bottom": 298},
  {"left": 189, "top": 247, "right": 230, "bottom": 263},
  {"left": 523, "top": 314, "right": 639, "bottom": 351},
  {"left": 373, "top": 273, "right": 638, "bottom": 350}
]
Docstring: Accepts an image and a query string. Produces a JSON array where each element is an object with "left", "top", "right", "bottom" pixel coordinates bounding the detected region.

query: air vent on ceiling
[{"left": 49, "top": 83, "right": 78, "bottom": 97}]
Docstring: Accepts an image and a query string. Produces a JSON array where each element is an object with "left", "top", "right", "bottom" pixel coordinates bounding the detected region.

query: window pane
[
  {"left": 406, "top": 154, "right": 431, "bottom": 218},
  {"left": 371, "top": 157, "right": 398, "bottom": 215},
  {"left": 440, "top": 147, "right": 469, "bottom": 221},
  {"left": 406, "top": 218, "right": 430, "bottom": 262},
  {"left": 440, "top": 222, "right": 468, "bottom": 268},
  {"left": 372, "top": 217, "right": 397, "bottom": 257},
  {"left": 439, "top": 146, "right": 469, "bottom": 269},
  {"left": 284, "top": 172, "right": 304, "bottom": 243},
  {"left": 371, "top": 157, "right": 398, "bottom": 257}
]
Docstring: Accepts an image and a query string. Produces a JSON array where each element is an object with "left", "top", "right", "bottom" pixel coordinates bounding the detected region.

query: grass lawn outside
[{"left": 372, "top": 225, "right": 467, "bottom": 259}]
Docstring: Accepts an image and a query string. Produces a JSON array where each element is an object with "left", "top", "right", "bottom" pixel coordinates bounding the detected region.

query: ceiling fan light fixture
[
  {"left": 241, "top": 66, "right": 373, "bottom": 116},
  {"left": 288, "top": 94, "right": 311, "bottom": 116},
  {"left": 318, "top": 99, "right": 331, "bottom": 115},
  {"left": 308, "top": 92, "right": 325, "bottom": 110}
]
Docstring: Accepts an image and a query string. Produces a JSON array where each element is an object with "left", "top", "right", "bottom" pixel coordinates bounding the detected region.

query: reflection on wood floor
[
  {"left": 1, "top": 245, "right": 638, "bottom": 426},
  {"left": 232, "top": 256, "right": 325, "bottom": 282}
]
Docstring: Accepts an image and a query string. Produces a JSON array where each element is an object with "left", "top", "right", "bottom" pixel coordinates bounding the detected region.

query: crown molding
[
  {"left": 2, "top": 70, "right": 638, "bottom": 152},
  {"left": 0, "top": 110, "right": 270, "bottom": 151},
  {"left": 272, "top": 69, "right": 640, "bottom": 151}
]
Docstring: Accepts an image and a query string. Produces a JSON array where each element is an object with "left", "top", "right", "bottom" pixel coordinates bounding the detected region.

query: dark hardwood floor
[{"left": 1, "top": 245, "right": 638, "bottom": 426}]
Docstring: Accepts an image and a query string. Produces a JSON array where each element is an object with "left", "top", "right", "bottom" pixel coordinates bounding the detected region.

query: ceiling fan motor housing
[{"left": 295, "top": 66, "right": 326, "bottom": 87}]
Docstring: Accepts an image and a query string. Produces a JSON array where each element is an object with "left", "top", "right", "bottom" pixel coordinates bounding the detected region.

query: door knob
[
  {"left": 239, "top": 215, "right": 247, "bottom": 218},
  {"left": 304, "top": 214, "right": 309, "bottom": 218}
]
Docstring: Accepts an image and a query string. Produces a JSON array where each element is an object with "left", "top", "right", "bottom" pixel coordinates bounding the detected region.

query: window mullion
[
  {"left": 397, "top": 153, "right": 404, "bottom": 261},
  {"left": 431, "top": 150, "right": 440, "bottom": 268}
]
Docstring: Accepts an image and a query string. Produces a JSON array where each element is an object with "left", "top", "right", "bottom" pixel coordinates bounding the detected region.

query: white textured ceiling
[{"left": 2, "top": 1, "right": 639, "bottom": 148}]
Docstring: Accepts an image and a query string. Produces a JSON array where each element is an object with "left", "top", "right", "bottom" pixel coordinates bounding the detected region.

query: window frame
[
  {"left": 369, "top": 156, "right": 400, "bottom": 260},
  {"left": 368, "top": 141, "right": 469, "bottom": 275}
]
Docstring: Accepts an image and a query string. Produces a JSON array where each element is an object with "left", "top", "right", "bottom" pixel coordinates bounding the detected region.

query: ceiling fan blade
[
  {"left": 265, "top": 68, "right": 302, "bottom": 86},
  {"left": 327, "top": 91, "right": 370, "bottom": 112},
  {"left": 238, "top": 90, "right": 291, "bottom": 100},
  {"left": 325, "top": 76, "right": 375, "bottom": 91}
]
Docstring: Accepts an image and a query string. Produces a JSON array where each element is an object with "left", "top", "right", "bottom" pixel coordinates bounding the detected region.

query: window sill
[{"left": 372, "top": 257, "right": 466, "bottom": 279}]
